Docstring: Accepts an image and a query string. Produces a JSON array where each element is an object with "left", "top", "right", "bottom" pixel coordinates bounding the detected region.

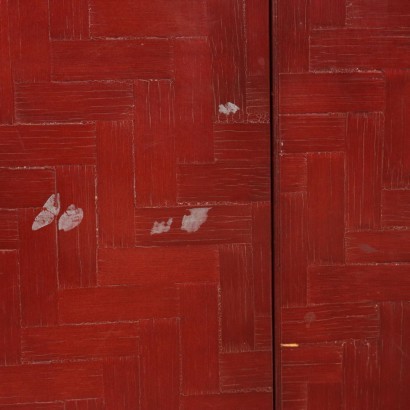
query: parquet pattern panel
[
  {"left": 278, "top": 0, "right": 410, "bottom": 408},
  {"left": 0, "top": 1, "right": 272, "bottom": 409}
]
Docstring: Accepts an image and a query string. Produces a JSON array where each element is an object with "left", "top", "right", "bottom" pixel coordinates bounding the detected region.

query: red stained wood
[
  {"left": 280, "top": 114, "right": 346, "bottom": 153},
  {"left": 177, "top": 162, "right": 270, "bottom": 203},
  {"left": 214, "top": 123, "right": 270, "bottom": 162},
  {"left": 0, "top": 251, "right": 20, "bottom": 366},
  {"left": 277, "top": 0, "right": 309, "bottom": 73},
  {"left": 307, "top": 152, "right": 345, "bottom": 264},
  {"left": 64, "top": 400, "right": 103, "bottom": 410},
  {"left": 59, "top": 286, "right": 179, "bottom": 324},
  {"left": 0, "top": 362, "right": 103, "bottom": 404},
  {"left": 347, "top": 0, "right": 410, "bottom": 28},
  {"left": 309, "top": 264, "right": 410, "bottom": 303},
  {"left": 15, "top": 82, "right": 134, "bottom": 123},
  {"left": 103, "top": 356, "right": 140, "bottom": 410},
  {"left": 180, "top": 284, "right": 219, "bottom": 395},
  {"left": 52, "top": 40, "right": 173, "bottom": 81},
  {"left": 310, "top": 0, "right": 346, "bottom": 26},
  {"left": 134, "top": 80, "right": 176, "bottom": 207},
  {"left": 343, "top": 340, "right": 380, "bottom": 410},
  {"left": 19, "top": 208, "right": 58, "bottom": 327},
  {"left": 383, "top": 70, "right": 410, "bottom": 188},
  {"left": 282, "top": 345, "right": 343, "bottom": 384},
  {"left": 346, "top": 231, "right": 410, "bottom": 263},
  {"left": 181, "top": 392, "right": 273, "bottom": 410},
  {"left": 282, "top": 303, "right": 380, "bottom": 343},
  {"left": 346, "top": 113, "right": 383, "bottom": 230},
  {"left": 280, "top": 73, "right": 386, "bottom": 114},
  {"left": 97, "top": 121, "right": 135, "bottom": 247},
  {"left": 0, "top": 209, "right": 18, "bottom": 249},
  {"left": 0, "top": 0, "right": 13, "bottom": 124},
  {"left": 220, "top": 351, "right": 273, "bottom": 391},
  {"left": 382, "top": 189, "right": 410, "bottom": 226},
  {"left": 8, "top": 0, "right": 50, "bottom": 83},
  {"left": 98, "top": 246, "right": 219, "bottom": 286},
  {"left": 280, "top": 193, "right": 308, "bottom": 308},
  {"left": 220, "top": 244, "right": 254, "bottom": 352},
  {"left": 22, "top": 323, "right": 138, "bottom": 362},
  {"left": 0, "top": 124, "right": 96, "bottom": 167},
  {"left": 280, "top": 155, "right": 307, "bottom": 193},
  {"left": 0, "top": 168, "right": 55, "bottom": 208},
  {"left": 135, "top": 205, "right": 252, "bottom": 246},
  {"left": 255, "top": 316, "right": 273, "bottom": 351},
  {"left": 56, "top": 165, "right": 97, "bottom": 288},
  {"left": 252, "top": 201, "right": 272, "bottom": 315},
  {"left": 89, "top": 0, "right": 208, "bottom": 37},
  {"left": 174, "top": 38, "right": 214, "bottom": 163},
  {"left": 208, "top": 0, "right": 246, "bottom": 122},
  {"left": 311, "top": 29, "right": 410, "bottom": 70},
  {"left": 49, "top": 0, "right": 89, "bottom": 40},
  {"left": 139, "top": 319, "right": 179, "bottom": 410},
  {"left": 307, "top": 383, "right": 342, "bottom": 410}
]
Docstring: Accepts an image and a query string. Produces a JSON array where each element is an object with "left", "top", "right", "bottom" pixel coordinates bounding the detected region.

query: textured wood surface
[
  {"left": 277, "top": 0, "right": 410, "bottom": 408},
  {"left": 0, "top": 0, "right": 272, "bottom": 408}
]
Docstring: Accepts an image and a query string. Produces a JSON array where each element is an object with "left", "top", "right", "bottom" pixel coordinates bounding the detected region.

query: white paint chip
[
  {"left": 218, "top": 102, "right": 240, "bottom": 115},
  {"left": 32, "top": 193, "right": 61, "bottom": 231},
  {"left": 150, "top": 218, "right": 173, "bottom": 235},
  {"left": 181, "top": 208, "right": 211, "bottom": 233},
  {"left": 58, "top": 205, "right": 84, "bottom": 232}
]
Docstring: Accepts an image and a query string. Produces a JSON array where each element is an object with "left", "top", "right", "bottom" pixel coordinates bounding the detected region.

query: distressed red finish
[
  {"left": 277, "top": 0, "right": 410, "bottom": 408},
  {"left": 0, "top": 0, "right": 271, "bottom": 408}
]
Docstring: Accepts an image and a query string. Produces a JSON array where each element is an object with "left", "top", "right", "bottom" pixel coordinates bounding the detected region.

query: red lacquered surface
[
  {"left": 0, "top": 0, "right": 272, "bottom": 409},
  {"left": 277, "top": 0, "right": 410, "bottom": 408}
]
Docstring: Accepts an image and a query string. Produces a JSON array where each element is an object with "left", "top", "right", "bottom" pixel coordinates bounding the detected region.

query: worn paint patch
[
  {"left": 32, "top": 193, "right": 61, "bottom": 231},
  {"left": 218, "top": 102, "right": 240, "bottom": 115},
  {"left": 151, "top": 218, "right": 173, "bottom": 235},
  {"left": 181, "top": 207, "right": 211, "bottom": 233},
  {"left": 58, "top": 205, "right": 84, "bottom": 232}
]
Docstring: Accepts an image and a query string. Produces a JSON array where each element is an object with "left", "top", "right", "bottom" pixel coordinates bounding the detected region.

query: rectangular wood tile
[
  {"left": 307, "top": 383, "right": 342, "bottom": 410},
  {"left": 280, "top": 155, "right": 307, "bottom": 193},
  {"left": 97, "top": 121, "right": 135, "bottom": 247},
  {"left": 180, "top": 284, "right": 219, "bottom": 395},
  {"left": 89, "top": 0, "right": 208, "bottom": 37},
  {"left": 22, "top": 323, "right": 138, "bottom": 362},
  {"left": 0, "top": 124, "right": 96, "bottom": 167},
  {"left": 0, "top": 362, "right": 103, "bottom": 404},
  {"left": 49, "top": 0, "right": 89, "bottom": 40},
  {"left": 134, "top": 80, "right": 176, "bottom": 207},
  {"left": 56, "top": 165, "right": 97, "bottom": 288},
  {"left": 15, "top": 82, "right": 134, "bottom": 123},
  {"left": 280, "top": 73, "right": 385, "bottom": 114},
  {"left": 98, "top": 246, "right": 219, "bottom": 286},
  {"left": 0, "top": 209, "right": 18, "bottom": 249},
  {"left": 174, "top": 38, "right": 213, "bottom": 163},
  {"left": 280, "top": 114, "right": 346, "bottom": 153},
  {"left": 0, "top": 251, "right": 20, "bottom": 365},
  {"left": 307, "top": 153, "right": 345, "bottom": 264},
  {"left": 19, "top": 208, "right": 58, "bottom": 327},
  {"left": 0, "top": 0, "right": 13, "bottom": 124},
  {"left": 282, "top": 303, "right": 380, "bottom": 343},
  {"left": 0, "top": 168, "right": 55, "bottom": 208},
  {"left": 220, "top": 244, "right": 254, "bottom": 352},
  {"left": 59, "top": 286, "right": 179, "bottom": 324},
  {"left": 52, "top": 40, "right": 173, "bottom": 81},
  {"left": 309, "top": 264, "right": 410, "bottom": 303},
  {"left": 310, "top": 0, "right": 346, "bottom": 26},
  {"left": 382, "top": 189, "right": 410, "bottom": 226},
  {"left": 135, "top": 205, "right": 252, "bottom": 246}
]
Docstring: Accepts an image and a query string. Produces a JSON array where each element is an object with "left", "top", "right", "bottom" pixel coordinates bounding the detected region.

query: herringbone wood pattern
[
  {"left": 278, "top": 0, "right": 410, "bottom": 408},
  {"left": 0, "top": 1, "right": 272, "bottom": 409}
]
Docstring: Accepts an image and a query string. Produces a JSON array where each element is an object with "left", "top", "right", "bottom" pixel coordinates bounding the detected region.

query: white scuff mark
[
  {"left": 58, "top": 205, "right": 84, "bottom": 232},
  {"left": 218, "top": 102, "right": 240, "bottom": 115},
  {"left": 181, "top": 208, "right": 211, "bottom": 233},
  {"left": 32, "top": 193, "right": 61, "bottom": 231},
  {"left": 150, "top": 218, "right": 173, "bottom": 235}
]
